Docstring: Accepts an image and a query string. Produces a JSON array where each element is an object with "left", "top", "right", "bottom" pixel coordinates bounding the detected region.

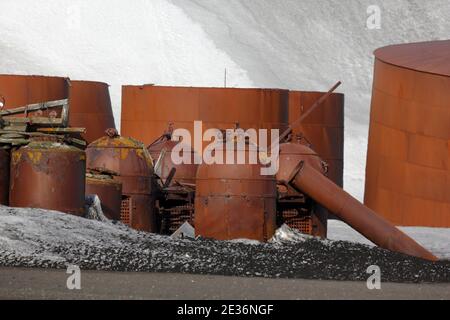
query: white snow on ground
[
  {"left": 1, "top": 1, "right": 449, "bottom": 199},
  {"left": 328, "top": 220, "right": 450, "bottom": 260}
]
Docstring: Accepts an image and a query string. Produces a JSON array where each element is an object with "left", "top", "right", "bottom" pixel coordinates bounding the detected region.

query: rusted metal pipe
[{"left": 288, "top": 160, "right": 438, "bottom": 261}]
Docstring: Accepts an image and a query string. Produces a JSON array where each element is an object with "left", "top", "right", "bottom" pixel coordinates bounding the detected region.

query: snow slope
[{"left": 1, "top": 1, "right": 449, "bottom": 199}]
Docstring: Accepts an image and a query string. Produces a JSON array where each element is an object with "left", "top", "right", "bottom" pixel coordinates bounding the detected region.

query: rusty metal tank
[
  {"left": 0, "top": 74, "right": 68, "bottom": 112},
  {"left": 9, "top": 137, "right": 86, "bottom": 216},
  {"left": 195, "top": 139, "right": 277, "bottom": 242},
  {"left": 86, "top": 171, "right": 122, "bottom": 220},
  {"left": 68, "top": 80, "right": 116, "bottom": 144},
  {"left": 289, "top": 91, "right": 344, "bottom": 187},
  {"left": 0, "top": 75, "right": 116, "bottom": 144},
  {"left": 86, "top": 129, "right": 156, "bottom": 232},
  {"left": 0, "top": 148, "right": 10, "bottom": 205},
  {"left": 365, "top": 40, "right": 450, "bottom": 228},
  {"left": 148, "top": 128, "right": 199, "bottom": 186},
  {"left": 276, "top": 141, "right": 328, "bottom": 238},
  {"left": 121, "top": 85, "right": 289, "bottom": 151}
]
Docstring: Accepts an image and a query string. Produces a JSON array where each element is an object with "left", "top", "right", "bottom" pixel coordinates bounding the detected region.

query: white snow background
[{"left": 1, "top": 0, "right": 449, "bottom": 200}]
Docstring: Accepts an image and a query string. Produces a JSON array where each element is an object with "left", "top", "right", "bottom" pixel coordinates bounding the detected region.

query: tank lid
[{"left": 88, "top": 128, "right": 147, "bottom": 150}]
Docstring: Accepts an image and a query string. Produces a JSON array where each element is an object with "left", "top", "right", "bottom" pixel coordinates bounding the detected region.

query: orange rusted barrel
[
  {"left": 86, "top": 129, "right": 156, "bottom": 232},
  {"left": 365, "top": 40, "right": 450, "bottom": 227},
  {"left": 289, "top": 91, "right": 344, "bottom": 187},
  {"left": 68, "top": 80, "right": 116, "bottom": 144},
  {"left": 9, "top": 138, "right": 86, "bottom": 216},
  {"left": 195, "top": 140, "right": 277, "bottom": 242},
  {"left": 121, "top": 85, "right": 289, "bottom": 151},
  {"left": 0, "top": 148, "right": 10, "bottom": 205}
]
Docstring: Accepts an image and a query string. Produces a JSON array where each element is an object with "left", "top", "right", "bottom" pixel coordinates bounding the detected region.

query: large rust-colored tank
[
  {"left": 365, "top": 40, "right": 450, "bottom": 227},
  {"left": 195, "top": 139, "right": 277, "bottom": 242},
  {"left": 276, "top": 141, "right": 328, "bottom": 238},
  {"left": 9, "top": 138, "right": 86, "bottom": 216},
  {"left": 121, "top": 85, "right": 289, "bottom": 151},
  {"left": 68, "top": 80, "right": 116, "bottom": 144},
  {"left": 0, "top": 148, "right": 10, "bottom": 205},
  {"left": 289, "top": 91, "right": 344, "bottom": 186},
  {"left": 86, "top": 129, "right": 156, "bottom": 232},
  {"left": 0, "top": 74, "right": 68, "bottom": 110},
  {"left": 86, "top": 171, "right": 122, "bottom": 220},
  {"left": 0, "top": 75, "right": 116, "bottom": 144}
]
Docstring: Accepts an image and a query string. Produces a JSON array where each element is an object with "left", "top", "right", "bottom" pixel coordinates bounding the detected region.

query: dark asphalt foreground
[{"left": 0, "top": 267, "right": 449, "bottom": 300}]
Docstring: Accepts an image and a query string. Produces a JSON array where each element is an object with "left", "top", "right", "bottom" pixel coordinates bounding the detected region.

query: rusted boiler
[
  {"left": 195, "top": 138, "right": 277, "bottom": 242},
  {"left": 9, "top": 137, "right": 86, "bottom": 216},
  {"left": 86, "top": 129, "right": 157, "bottom": 232},
  {"left": 86, "top": 171, "right": 122, "bottom": 220},
  {"left": 121, "top": 85, "right": 289, "bottom": 150},
  {"left": 276, "top": 141, "right": 328, "bottom": 238},
  {"left": 148, "top": 128, "right": 198, "bottom": 234},
  {"left": 364, "top": 40, "right": 450, "bottom": 227},
  {"left": 288, "top": 91, "right": 344, "bottom": 186}
]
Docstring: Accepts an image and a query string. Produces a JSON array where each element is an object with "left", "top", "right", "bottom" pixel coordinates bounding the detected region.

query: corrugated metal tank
[
  {"left": 288, "top": 91, "right": 344, "bottom": 187},
  {"left": 121, "top": 85, "right": 289, "bottom": 150},
  {"left": 364, "top": 40, "right": 450, "bottom": 227}
]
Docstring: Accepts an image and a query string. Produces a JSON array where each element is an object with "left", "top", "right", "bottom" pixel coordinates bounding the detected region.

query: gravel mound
[{"left": 0, "top": 207, "right": 448, "bottom": 283}]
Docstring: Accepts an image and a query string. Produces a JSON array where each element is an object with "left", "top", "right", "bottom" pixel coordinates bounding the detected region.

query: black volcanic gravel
[{"left": 0, "top": 207, "right": 449, "bottom": 283}]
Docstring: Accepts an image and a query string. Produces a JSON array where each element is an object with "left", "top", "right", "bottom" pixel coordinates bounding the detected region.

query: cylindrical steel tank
[
  {"left": 195, "top": 140, "right": 277, "bottom": 242},
  {"left": 0, "top": 75, "right": 116, "bottom": 144},
  {"left": 0, "top": 74, "right": 68, "bottom": 112},
  {"left": 0, "top": 148, "right": 10, "bottom": 205},
  {"left": 121, "top": 85, "right": 289, "bottom": 151},
  {"left": 68, "top": 80, "right": 116, "bottom": 144},
  {"left": 148, "top": 130, "right": 199, "bottom": 185},
  {"left": 365, "top": 40, "right": 450, "bottom": 227},
  {"left": 9, "top": 138, "right": 86, "bottom": 216},
  {"left": 276, "top": 142, "right": 328, "bottom": 238},
  {"left": 86, "top": 172, "right": 122, "bottom": 220},
  {"left": 86, "top": 129, "right": 156, "bottom": 232},
  {"left": 289, "top": 91, "right": 344, "bottom": 187}
]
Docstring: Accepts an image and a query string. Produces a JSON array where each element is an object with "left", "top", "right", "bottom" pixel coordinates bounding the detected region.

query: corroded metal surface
[
  {"left": 0, "top": 75, "right": 115, "bottom": 144},
  {"left": 288, "top": 91, "right": 344, "bottom": 186},
  {"left": 148, "top": 131, "right": 198, "bottom": 185},
  {"left": 86, "top": 129, "right": 156, "bottom": 232},
  {"left": 365, "top": 41, "right": 450, "bottom": 227},
  {"left": 0, "top": 148, "right": 10, "bottom": 205},
  {"left": 288, "top": 159, "right": 438, "bottom": 261},
  {"left": 0, "top": 75, "right": 68, "bottom": 115},
  {"left": 9, "top": 138, "right": 86, "bottom": 216},
  {"left": 68, "top": 80, "right": 116, "bottom": 144},
  {"left": 277, "top": 142, "right": 328, "bottom": 238},
  {"left": 86, "top": 173, "right": 122, "bottom": 220},
  {"left": 121, "top": 85, "right": 289, "bottom": 150},
  {"left": 195, "top": 142, "right": 277, "bottom": 242}
]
